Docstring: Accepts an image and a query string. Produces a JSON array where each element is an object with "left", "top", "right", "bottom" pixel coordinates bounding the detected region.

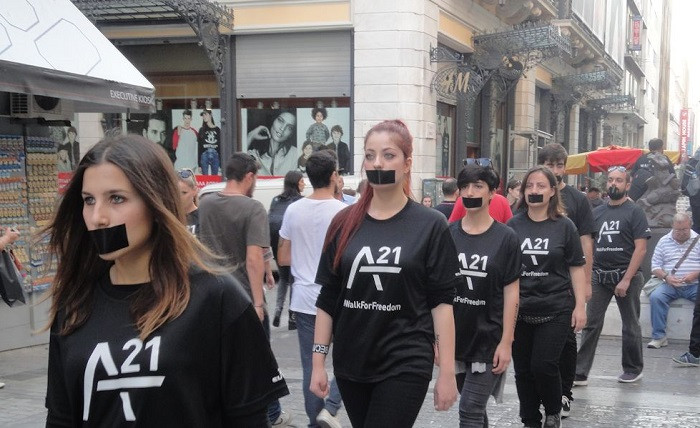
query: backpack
[{"left": 682, "top": 158, "right": 700, "bottom": 197}]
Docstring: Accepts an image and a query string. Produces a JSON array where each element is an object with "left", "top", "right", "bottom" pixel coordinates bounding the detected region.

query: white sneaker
[
  {"left": 0, "top": 382, "right": 4, "bottom": 389},
  {"left": 271, "top": 411, "right": 293, "bottom": 427},
  {"left": 316, "top": 408, "right": 342, "bottom": 428},
  {"left": 647, "top": 337, "right": 668, "bottom": 349}
]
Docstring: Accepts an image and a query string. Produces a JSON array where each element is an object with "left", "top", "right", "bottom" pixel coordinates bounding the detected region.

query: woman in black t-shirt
[
  {"left": 311, "top": 120, "right": 461, "bottom": 427},
  {"left": 43, "top": 135, "right": 288, "bottom": 427},
  {"left": 177, "top": 168, "right": 199, "bottom": 237},
  {"left": 269, "top": 170, "right": 305, "bottom": 327},
  {"left": 507, "top": 166, "right": 587, "bottom": 428},
  {"left": 450, "top": 164, "right": 520, "bottom": 427}
]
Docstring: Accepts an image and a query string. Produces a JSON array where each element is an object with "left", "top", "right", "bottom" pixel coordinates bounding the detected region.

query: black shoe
[
  {"left": 288, "top": 311, "right": 297, "bottom": 331},
  {"left": 543, "top": 413, "right": 561, "bottom": 428},
  {"left": 272, "top": 310, "right": 281, "bottom": 327}
]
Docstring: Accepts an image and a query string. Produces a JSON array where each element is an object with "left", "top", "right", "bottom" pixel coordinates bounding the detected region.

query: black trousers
[
  {"left": 559, "top": 327, "right": 577, "bottom": 399},
  {"left": 336, "top": 374, "right": 429, "bottom": 428},
  {"left": 513, "top": 312, "right": 571, "bottom": 426},
  {"left": 690, "top": 284, "right": 700, "bottom": 357}
]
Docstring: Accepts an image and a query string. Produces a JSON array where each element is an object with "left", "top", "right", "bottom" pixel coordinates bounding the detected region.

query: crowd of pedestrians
[{"left": 35, "top": 125, "right": 700, "bottom": 427}]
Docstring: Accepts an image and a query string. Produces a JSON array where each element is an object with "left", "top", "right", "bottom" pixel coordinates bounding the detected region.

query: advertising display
[{"left": 241, "top": 107, "right": 351, "bottom": 176}]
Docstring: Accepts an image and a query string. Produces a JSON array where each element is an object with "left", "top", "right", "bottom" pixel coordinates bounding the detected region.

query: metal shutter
[{"left": 235, "top": 31, "right": 351, "bottom": 98}]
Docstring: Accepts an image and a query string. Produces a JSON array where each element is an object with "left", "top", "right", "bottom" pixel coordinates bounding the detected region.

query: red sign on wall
[{"left": 630, "top": 16, "right": 642, "bottom": 51}]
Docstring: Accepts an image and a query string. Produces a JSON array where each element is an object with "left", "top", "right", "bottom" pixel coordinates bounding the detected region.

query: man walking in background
[
  {"left": 199, "top": 153, "right": 292, "bottom": 427},
  {"left": 278, "top": 151, "right": 346, "bottom": 428}
]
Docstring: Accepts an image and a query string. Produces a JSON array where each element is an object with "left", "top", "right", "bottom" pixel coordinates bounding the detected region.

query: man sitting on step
[{"left": 648, "top": 213, "right": 700, "bottom": 349}]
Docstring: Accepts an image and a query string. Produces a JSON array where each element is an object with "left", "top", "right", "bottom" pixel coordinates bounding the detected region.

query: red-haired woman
[{"left": 309, "top": 120, "right": 461, "bottom": 426}]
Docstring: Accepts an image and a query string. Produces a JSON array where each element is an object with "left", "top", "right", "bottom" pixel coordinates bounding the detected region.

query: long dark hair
[
  {"left": 279, "top": 170, "right": 303, "bottom": 200},
  {"left": 324, "top": 120, "right": 413, "bottom": 269},
  {"left": 518, "top": 165, "right": 564, "bottom": 220},
  {"left": 248, "top": 109, "right": 296, "bottom": 158},
  {"left": 44, "top": 134, "right": 217, "bottom": 340}
]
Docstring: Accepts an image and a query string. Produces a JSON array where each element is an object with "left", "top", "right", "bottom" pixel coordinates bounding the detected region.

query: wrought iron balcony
[{"left": 624, "top": 48, "right": 645, "bottom": 77}]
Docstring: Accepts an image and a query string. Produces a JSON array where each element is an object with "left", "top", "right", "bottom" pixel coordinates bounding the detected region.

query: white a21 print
[
  {"left": 521, "top": 238, "right": 549, "bottom": 265},
  {"left": 347, "top": 246, "right": 402, "bottom": 290},
  {"left": 83, "top": 337, "right": 164, "bottom": 422},
  {"left": 598, "top": 220, "right": 620, "bottom": 243},
  {"left": 458, "top": 253, "right": 488, "bottom": 290}
]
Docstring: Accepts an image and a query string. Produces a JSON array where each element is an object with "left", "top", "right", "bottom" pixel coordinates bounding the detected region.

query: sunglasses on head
[
  {"left": 463, "top": 158, "right": 492, "bottom": 167},
  {"left": 178, "top": 169, "right": 194, "bottom": 179},
  {"left": 607, "top": 166, "right": 627, "bottom": 173}
]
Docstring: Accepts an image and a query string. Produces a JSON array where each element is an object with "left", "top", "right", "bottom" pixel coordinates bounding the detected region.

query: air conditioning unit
[{"left": 9, "top": 93, "right": 74, "bottom": 121}]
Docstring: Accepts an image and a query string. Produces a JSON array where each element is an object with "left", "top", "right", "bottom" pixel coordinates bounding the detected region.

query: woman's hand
[
  {"left": 309, "top": 366, "right": 329, "bottom": 399},
  {"left": 491, "top": 341, "right": 512, "bottom": 374},
  {"left": 571, "top": 305, "right": 587, "bottom": 333},
  {"left": 433, "top": 371, "right": 458, "bottom": 411},
  {"left": 0, "top": 227, "right": 19, "bottom": 251},
  {"left": 247, "top": 126, "right": 270, "bottom": 145}
]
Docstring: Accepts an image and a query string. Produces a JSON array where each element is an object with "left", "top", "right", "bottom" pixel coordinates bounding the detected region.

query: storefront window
[{"left": 436, "top": 102, "right": 455, "bottom": 177}]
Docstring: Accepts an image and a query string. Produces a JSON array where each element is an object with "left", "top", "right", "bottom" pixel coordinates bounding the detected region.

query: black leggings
[{"left": 336, "top": 374, "right": 430, "bottom": 428}]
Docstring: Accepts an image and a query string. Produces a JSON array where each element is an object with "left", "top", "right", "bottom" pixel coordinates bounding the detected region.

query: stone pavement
[{"left": 2, "top": 313, "right": 700, "bottom": 427}]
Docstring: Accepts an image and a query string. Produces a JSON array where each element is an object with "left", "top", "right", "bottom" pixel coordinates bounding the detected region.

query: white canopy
[{"left": 0, "top": 0, "right": 155, "bottom": 111}]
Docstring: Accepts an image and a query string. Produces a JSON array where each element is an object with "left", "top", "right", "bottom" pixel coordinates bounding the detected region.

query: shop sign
[
  {"left": 432, "top": 66, "right": 471, "bottom": 101},
  {"left": 629, "top": 16, "right": 642, "bottom": 51}
]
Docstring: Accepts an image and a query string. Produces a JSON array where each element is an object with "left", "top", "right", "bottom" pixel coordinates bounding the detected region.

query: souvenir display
[{"left": 0, "top": 135, "right": 58, "bottom": 293}]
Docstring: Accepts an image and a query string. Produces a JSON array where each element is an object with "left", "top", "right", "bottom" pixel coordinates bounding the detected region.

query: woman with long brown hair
[
  {"left": 309, "top": 120, "right": 460, "bottom": 426},
  {"left": 507, "top": 166, "right": 587, "bottom": 428},
  {"left": 44, "top": 135, "right": 288, "bottom": 426}
]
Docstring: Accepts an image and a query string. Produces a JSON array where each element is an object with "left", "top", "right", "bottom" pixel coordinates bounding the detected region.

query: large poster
[
  {"left": 241, "top": 107, "right": 352, "bottom": 176},
  {"left": 127, "top": 110, "right": 173, "bottom": 161},
  {"left": 171, "top": 108, "right": 222, "bottom": 175},
  {"left": 297, "top": 107, "right": 351, "bottom": 174}
]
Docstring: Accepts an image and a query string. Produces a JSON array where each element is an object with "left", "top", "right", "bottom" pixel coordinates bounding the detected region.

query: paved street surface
[{"left": 2, "top": 308, "right": 700, "bottom": 427}]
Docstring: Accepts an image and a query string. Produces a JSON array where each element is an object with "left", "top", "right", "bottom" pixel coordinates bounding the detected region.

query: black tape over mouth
[
  {"left": 462, "top": 197, "right": 483, "bottom": 208},
  {"left": 366, "top": 170, "right": 396, "bottom": 185},
  {"left": 527, "top": 194, "right": 544, "bottom": 203},
  {"left": 88, "top": 224, "right": 129, "bottom": 255}
]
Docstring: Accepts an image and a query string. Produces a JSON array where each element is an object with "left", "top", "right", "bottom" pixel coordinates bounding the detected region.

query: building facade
[{"left": 72, "top": 0, "right": 675, "bottom": 195}]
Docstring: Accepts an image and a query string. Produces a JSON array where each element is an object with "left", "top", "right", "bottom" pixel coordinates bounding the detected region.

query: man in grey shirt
[{"left": 199, "top": 152, "right": 293, "bottom": 427}]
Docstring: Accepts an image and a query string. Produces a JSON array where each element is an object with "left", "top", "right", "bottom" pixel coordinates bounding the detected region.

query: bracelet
[{"left": 312, "top": 343, "right": 330, "bottom": 355}]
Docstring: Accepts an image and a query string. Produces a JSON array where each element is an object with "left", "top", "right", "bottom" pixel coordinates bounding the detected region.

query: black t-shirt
[
  {"left": 268, "top": 194, "right": 303, "bottom": 259},
  {"left": 631, "top": 152, "right": 675, "bottom": 176},
  {"left": 435, "top": 201, "right": 456, "bottom": 219},
  {"left": 560, "top": 185, "right": 596, "bottom": 238},
  {"left": 449, "top": 221, "right": 521, "bottom": 363},
  {"left": 592, "top": 200, "right": 651, "bottom": 271},
  {"left": 45, "top": 270, "right": 288, "bottom": 427},
  {"left": 507, "top": 213, "right": 585, "bottom": 316},
  {"left": 197, "top": 125, "right": 221, "bottom": 159},
  {"left": 186, "top": 209, "right": 199, "bottom": 237},
  {"left": 315, "top": 200, "right": 461, "bottom": 382}
]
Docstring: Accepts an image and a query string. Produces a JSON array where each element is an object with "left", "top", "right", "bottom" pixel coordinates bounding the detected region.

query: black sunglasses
[{"left": 463, "top": 158, "right": 492, "bottom": 167}]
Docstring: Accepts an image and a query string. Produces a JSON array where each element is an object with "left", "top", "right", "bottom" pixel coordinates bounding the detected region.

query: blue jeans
[
  {"left": 296, "top": 312, "right": 342, "bottom": 427},
  {"left": 649, "top": 282, "right": 698, "bottom": 339},
  {"left": 457, "top": 368, "right": 501, "bottom": 428},
  {"left": 577, "top": 271, "right": 644, "bottom": 377},
  {"left": 200, "top": 148, "right": 220, "bottom": 175}
]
